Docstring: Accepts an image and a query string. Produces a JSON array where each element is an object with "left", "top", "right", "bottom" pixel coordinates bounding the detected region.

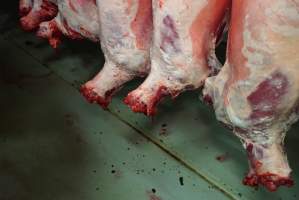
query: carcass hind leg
[
  {"left": 20, "top": 0, "right": 58, "bottom": 31},
  {"left": 81, "top": 62, "right": 135, "bottom": 109}
]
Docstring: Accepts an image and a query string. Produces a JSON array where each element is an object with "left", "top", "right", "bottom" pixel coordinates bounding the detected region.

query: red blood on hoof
[
  {"left": 123, "top": 95, "right": 148, "bottom": 114},
  {"left": 20, "top": 0, "right": 58, "bottom": 32},
  {"left": 124, "top": 86, "right": 168, "bottom": 116},
  {"left": 244, "top": 143, "right": 294, "bottom": 191},
  {"left": 20, "top": 16, "right": 39, "bottom": 31},
  {"left": 37, "top": 21, "right": 63, "bottom": 49},
  {"left": 243, "top": 174, "right": 259, "bottom": 187},
  {"left": 149, "top": 86, "right": 168, "bottom": 114},
  {"left": 247, "top": 72, "right": 288, "bottom": 120},
  {"left": 80, "top": 85, "right": 112, "bottom": 109},
  {"left": 243, "top": 173, "right": 294, "bottom": 192}
]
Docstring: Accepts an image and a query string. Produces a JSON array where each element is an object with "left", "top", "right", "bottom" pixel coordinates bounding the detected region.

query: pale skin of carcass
[
  {"left": 124, "top": 0, "right": 231, "bottom": 116},
  {"left": 37, "top": 0, "right": 100, "bottom": 48},
  {"left": 203, "top": 0, "right": 299, "bottom": 191},
  {"left": 80, "top": 0, "right": 153, "bottom": 108},
  {"left": 20, "top": 0, "right": 58, "bottom": 31}
]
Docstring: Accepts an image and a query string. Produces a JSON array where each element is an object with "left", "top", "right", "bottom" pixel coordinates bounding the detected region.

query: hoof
[
  {"left": 20, "top": 16, "right": 39, "bottom": 31},
  {"left": 20, "top": 1, "right": 58, "bottom": 32},
  {"left": 243, "top": 173, "right": 294, "bottom": 191},
  {"left": 123, "top": 94, "right": 150, "bottom": 115},
  {"left": 80, "top": 85, "right": 111, "bottom": 109},
  {"left": 124, "top": 86, "right": 168, "bottom": 116}
]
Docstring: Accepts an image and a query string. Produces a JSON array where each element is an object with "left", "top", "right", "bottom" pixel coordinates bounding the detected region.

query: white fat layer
[
  {"left": 128, "top": 0, "right": 230, "bottom": 109},
  {"left": 150, "top": 0, "right": 214, "bottom": 90},
  {"left": 85, "top": 61, "right": 134, "bottom": 96},
  {"left": 58, "top": 0, "right": 100, "bottom": 41},
  {"left": 98, "top": 0, "right": 150, "bottom": 73},
  {"left": 265, "top": 1, "right": 299, "bottom": 36},
  {"left": 85, "top": 0, "right": 151, "bottom": 96}
]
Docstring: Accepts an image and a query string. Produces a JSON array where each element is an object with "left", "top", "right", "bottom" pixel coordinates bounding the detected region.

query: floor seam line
[{"left": 6, "top": 36, "right": 238, "bottom": 200}]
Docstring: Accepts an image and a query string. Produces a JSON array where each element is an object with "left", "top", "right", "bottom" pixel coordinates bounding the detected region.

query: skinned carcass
[
  {"left": 80, "top": 0, "right": 153, "bottom": 108},
  {"left": 124, "top": 0, "right": 231, "bottom": 116},
  {"left": 203, "top": 0, "right": 299, "bottom": 191}
]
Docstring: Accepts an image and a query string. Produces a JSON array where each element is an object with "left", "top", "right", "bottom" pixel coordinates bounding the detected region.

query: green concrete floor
[{"left": 0, "top": 4, "right": 299, "bottom": 200}]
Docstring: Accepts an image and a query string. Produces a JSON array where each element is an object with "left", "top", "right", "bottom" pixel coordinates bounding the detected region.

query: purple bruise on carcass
[
  {"left": 160, "top": 15, "right": 181, "bottom": 53},
  {"left": 248, "top": 72, "right": 289, "bottom": 120}
]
